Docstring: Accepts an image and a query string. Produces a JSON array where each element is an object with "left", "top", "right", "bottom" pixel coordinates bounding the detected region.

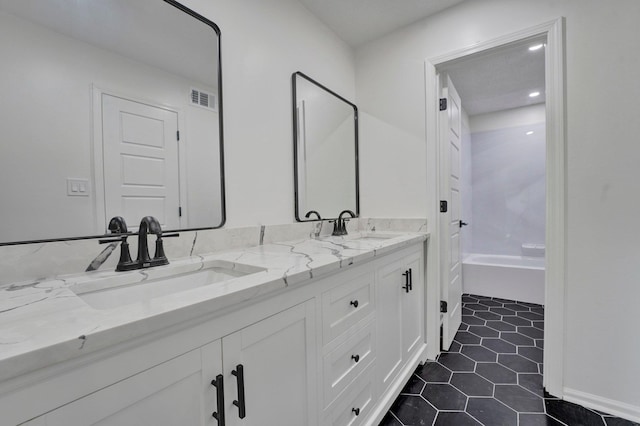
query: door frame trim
[{"left": 424, "top": 17, "right": 566, "bottom": 397}]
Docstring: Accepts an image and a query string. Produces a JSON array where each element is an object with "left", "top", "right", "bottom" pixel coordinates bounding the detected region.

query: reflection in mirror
[
  {"left": 0, "top": 0, "right": 225, "bottom": 245},
  {"left": 292, "top": 72, "right": 359, "bottom": 221}
]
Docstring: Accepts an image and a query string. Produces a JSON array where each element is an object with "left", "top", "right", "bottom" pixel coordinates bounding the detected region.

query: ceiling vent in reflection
[{"left": 190, "top": 88, "right": 217, "bottom": 111}]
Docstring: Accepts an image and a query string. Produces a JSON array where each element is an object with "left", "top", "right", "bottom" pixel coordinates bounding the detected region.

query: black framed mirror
[
  {"left": 0, "top": 0, "right": 225, "bottom": 246},
  {"left": 292, "top": 72, "right": 359, "bottom": 222}
]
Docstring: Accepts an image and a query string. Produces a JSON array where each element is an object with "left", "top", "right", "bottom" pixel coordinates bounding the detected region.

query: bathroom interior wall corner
[
  {"left": 354, "top": 0, "right": 640, "bottom": 419},
  {"left": 186, "top": 0, "right": 356, "bottom": 226}
]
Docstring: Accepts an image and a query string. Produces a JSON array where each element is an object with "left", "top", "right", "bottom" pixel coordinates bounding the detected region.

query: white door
[
  {"left": 440, "top": 75, "right": 463, "bottom": 350},
  {"left": 222, "top": 301, "right": 317, "bottom": 426},
  {"left": 102, "top": 94, "right": 181, "bottom": 230}
]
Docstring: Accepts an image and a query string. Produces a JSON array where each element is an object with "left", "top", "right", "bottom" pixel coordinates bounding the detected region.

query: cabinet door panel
[
  {"left": 402, "top": 252, "right": 424, "bottom": 359},
  {"left": 376, "top": 259, "right": 404, "bottom": 393},
  {"left": 45, "top": 350, "right": 205, "bottom": 426},
  {"left": 223, "top": 300, "right": 317, "bottom": 426}
]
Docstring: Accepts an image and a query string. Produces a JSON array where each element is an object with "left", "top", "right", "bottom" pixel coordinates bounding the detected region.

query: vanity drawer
[
  {"left": 323, "top": 362, "right": 375, "bottom": 426},
  {"left": 323, "top": 319, "right": 375, "bottom": 407},
  {"left": 322, "top": 271, "right": 374, "bottom": 344}
]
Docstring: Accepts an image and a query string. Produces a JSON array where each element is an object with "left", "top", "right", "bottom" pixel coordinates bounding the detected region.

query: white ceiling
[
  {"left": 439, "top": 37, "right": 547, "bottom": 116},
  {"left": 298, "top": 0, "right": 466, "bottom": 47}
]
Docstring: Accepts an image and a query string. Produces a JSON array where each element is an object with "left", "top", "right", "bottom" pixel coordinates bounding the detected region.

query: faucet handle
[{"left": 151, "top": 233, "right": 179, "bottom": 266}]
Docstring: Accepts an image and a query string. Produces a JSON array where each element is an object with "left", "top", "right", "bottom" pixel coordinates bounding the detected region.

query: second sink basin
[{"left": 71, "top": 260, "right": 265, "bottom": 310}]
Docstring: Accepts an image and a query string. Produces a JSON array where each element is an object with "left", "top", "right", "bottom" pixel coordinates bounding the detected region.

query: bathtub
[{"left": 462, "top": 254, "right": 545, "bottom": 305}]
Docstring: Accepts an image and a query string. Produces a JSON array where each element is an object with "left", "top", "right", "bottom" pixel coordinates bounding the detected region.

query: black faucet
[
  {"left": 137, "top": 216, "right": 162, "bottom": 267},
  {"left": 99, "top": 215, "right": 178, "bottom": 271},
  {"left": 305, "top": 210, "right": 322, "bottom": 220},
  {"left": 332, "top": 210, "right": 356, "bottom": 236}
]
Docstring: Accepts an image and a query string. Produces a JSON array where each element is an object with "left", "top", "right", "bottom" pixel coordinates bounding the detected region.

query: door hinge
[
  {"left": 440, "top": 301, "right": 448, "bottom": 313},
  {"left": 178, "top": 206, "right": 182, "bottom": 217},
  {"left": 439, "top": 98, "right": 447, "bottom": 111},
  {"left": 176, "top": 130, "right": 180, "bottom": 141},
  {"left": 440, "top": 200, "right": 448, "bottom": 213}
]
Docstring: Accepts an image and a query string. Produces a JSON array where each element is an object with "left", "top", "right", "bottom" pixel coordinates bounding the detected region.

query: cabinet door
[
  {"left": 402, "top": 251, "right": 424, "bottom": 360},
  {"left": 222, "top": 300, "right": 317, "bottom": 426},
  {"left": 376, "top": 258, "right": 404, "bottom": 393},
  {"left": 44, "top": 346, "right": 218, "bottom": 426}
]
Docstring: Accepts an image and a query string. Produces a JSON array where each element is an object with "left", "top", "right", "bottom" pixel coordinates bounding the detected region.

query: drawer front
[
  {"left": 324, "top": 362, "right": 375, "bottom": 426},
  {"left": 322, "top": 272, "right": 374, "bottom": 344},
  {"left": 323, "top": 320, "right": 375, "bottom": 407}
]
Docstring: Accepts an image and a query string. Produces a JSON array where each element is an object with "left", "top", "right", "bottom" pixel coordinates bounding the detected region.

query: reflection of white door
[
  {"left": 102, "top": 94, "right": 181, "bottom": 230},
  {"left": 440, "top": 75, "right": 462, "bottom": 350}
]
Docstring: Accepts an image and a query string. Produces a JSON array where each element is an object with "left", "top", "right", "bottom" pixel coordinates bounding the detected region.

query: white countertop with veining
[{"left": 0, "top": 231, "right": 427, "bottom": 383}]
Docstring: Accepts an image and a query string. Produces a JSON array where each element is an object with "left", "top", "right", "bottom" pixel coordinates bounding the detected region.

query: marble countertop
[{"left": 0, "top": 231, "right": 427, "bottom": 383}]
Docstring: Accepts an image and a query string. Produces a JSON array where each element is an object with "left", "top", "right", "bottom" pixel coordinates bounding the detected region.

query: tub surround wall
[{"left": 469, "top": 120, "right": 546, "bottom": 257}]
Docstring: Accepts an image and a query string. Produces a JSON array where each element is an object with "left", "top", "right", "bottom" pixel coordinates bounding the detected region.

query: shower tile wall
[{"left": 467, "top": 122, "right": 546, "bottom": 257}]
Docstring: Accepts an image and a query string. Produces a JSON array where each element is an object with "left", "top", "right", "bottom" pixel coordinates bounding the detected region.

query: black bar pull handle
[
  {"left": 232, "top": 364, "right": 246, "bottom": 419},
  {"left": 350, "top": 300, "right": 359, "bottom": 308},
  {"left": 211, "top": 374, "right": 225, "bottom": 425},
  {"left": 402, "top": 270, "right": 410, "bottom": 293},
  {"left": 408, "top": 268, "right": 413, "bottom": 291}
]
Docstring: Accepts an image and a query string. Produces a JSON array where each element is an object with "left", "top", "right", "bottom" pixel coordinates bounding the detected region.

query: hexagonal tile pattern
[
  {"left": 498, "top": 354, "right": 539, "bottom": 373},
  {"left": 476, "top": 362, "right": 518, "bottom": 384},
  {"left": 495, "top": 384, "right": 544, "bottom": 412},
  {"left": 450, "top": 372, "right": 493, "bottom": 396},
  {"left": 380, "top": 294, "right": 633, "bottom": 426},
  {"left": 438, "top": 353, "right": 475, "bottom": 372},
  {"left": 461, "top": 345, "right": 497, "bottom": 362},
  {"left": 422, "top": 383, "right": 467, "bottom": 410}
]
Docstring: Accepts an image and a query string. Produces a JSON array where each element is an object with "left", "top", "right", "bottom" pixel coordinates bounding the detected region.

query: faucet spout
[
  {"left": 137, "top": 216, "right": 162, "bottom": 266},
  {"left": 305, "top": 210, "right": 322, "bottom": 220}
]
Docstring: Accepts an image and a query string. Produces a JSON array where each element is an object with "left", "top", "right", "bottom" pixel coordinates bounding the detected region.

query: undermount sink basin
[{"left": 71, "top": 260, "right": 265, "bottom": 310}]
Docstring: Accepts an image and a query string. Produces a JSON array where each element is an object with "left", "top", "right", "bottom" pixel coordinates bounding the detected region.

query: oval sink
[{"left": 71, "top": 260, "right": 265, "bottom": 310}]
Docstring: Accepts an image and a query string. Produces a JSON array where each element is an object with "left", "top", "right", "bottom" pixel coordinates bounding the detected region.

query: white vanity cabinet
[
  {"left": 376, "top": 249, "right": 424, "bottom": 395},
  {"left": 9, "top": 239, "right": 426, "bottom": 426},
  {"left": 20, "top": 301, "right": 316, "bottom": 426}
]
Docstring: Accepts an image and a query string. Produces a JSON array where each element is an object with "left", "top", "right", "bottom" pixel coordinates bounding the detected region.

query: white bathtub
[{"left": 462, "top": 254, "right": 545, "bottom": 305}]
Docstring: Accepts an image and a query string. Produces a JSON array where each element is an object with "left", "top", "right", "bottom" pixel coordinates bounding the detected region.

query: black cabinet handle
[
  {"left": 351, "top": 354, "right": 360, "bottom": 363},
  {"left": 402, "top": 270, "right": 410, "bottom": 293},
  {"left": 232, "top": 364, "right": 246, "bottom": 419},
  {"left": 350, "top": 300, "right": 359, "bottom": 308},
  {"left": 408, "top": 268, "right": 413, "bottom": 291},
  {"left": 352, "top": 407, "right": 360, "bottom": 416},
  {"left": 211, "top": 374, "right": 225, "bottom": 425}
]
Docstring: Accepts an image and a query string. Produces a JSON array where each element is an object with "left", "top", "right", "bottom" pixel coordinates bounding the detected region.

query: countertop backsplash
[{"left": 0, "top": 218, "right": 427, "bottom": 287}]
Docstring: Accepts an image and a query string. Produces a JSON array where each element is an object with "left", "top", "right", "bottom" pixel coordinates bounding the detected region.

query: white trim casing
[{"left": 424, "top": 18, "right": 567, "bottom": 397}]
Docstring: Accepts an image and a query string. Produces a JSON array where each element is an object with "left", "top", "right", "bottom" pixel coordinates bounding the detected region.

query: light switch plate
[{"left": 67, "top": 178, "right": 90, "bottom": 197}]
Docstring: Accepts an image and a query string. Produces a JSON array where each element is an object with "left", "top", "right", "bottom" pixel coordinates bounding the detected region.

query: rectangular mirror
[
  {"left": 292, "top": 72, "right": 359, "bottom": 221},
  {"left": 0, "top": 0, "right": 225, "bottom": 245}
]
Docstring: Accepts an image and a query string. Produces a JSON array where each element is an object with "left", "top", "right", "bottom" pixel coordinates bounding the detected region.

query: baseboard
[{"left": 563, "top": 387, "right": 640, "bottom": 424}]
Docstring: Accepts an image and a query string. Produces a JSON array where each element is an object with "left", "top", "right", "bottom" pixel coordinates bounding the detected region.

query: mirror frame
[
  {"left": 291, "top": 71, "right": 359, "bottom": 222},
  {"left": 0, "top": 0, "right": 225, "bottom": 247}
]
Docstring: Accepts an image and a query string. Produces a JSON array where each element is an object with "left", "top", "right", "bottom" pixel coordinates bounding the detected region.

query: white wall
[
  {"left": 468, "top": 106, "right": 546, "bottom": 257},
  {"left": 182, "top": 0, "right": 355, "bottom": 227},
  {"left": 355, "top": 0, "right": 640, "bottom": 420}
]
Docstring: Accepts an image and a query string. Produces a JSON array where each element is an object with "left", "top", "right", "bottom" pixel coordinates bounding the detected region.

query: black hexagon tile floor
[{"left": 379, "top": 294, "right": 639, "bottom": 426}]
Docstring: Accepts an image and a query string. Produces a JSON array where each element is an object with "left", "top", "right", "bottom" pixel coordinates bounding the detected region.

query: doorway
[{"left": 424, "top": 19, "right": 566, "bottom": 397}]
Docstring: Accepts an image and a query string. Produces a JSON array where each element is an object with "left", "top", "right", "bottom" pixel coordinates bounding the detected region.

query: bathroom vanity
[{"left": 0, "top": 231, "right": 428, "bottom": 426}]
